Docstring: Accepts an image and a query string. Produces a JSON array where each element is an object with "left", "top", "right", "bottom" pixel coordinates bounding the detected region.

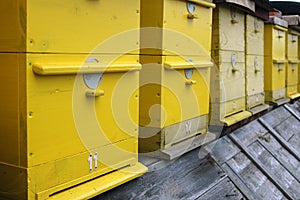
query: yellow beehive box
[
  {"left": 299, "top": 34, "right": 300, "bottom": 92},
  {"left": 245, "top": 14, "right": 269, "bottom": 114},
  {"left": 264, "top": 17, "right": 290, "bottom": 105},
  {"left": 139, "top": 56, "right": 212, "bottom": 159},
  {"left": 0, "top": 1, "right": 147, "bottom": 199},
  {"left": 0, "top": 54, "right": 148, "bottom": 200},
  {"left": 140, "top": 0, "right": 215, "bottom": 59},
  {"left": 0, "top": 0, "right": 140, "bottom": 54},
  {"left": 139, "top": 0, "right": 215, "bottom": 159},
  {"left": 210, "top": 4, "right": 252, "bottom": 126},
  {"left": 286, "top": 30, "right": 300, "bottom": 99}
]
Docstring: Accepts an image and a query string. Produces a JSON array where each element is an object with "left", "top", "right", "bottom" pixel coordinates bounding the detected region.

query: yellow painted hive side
[
  {"left": 264, "top": 24, "right": 288, "bottom": 102},
  {"left": 0, "top": 1, "right": 147, "bottom": 199},
  {"left": 245, "top": 14, "right": 268, "bottom": 112},
  {"left": 299, "top": 34, "right": 300, "bottom": 92},
  {"left": 211, "top": 4, "right": 250, "bottom": 125},
  {"left": 286, "top": 31, "right": 300, "bottom": 99},
  {"left": 139, "top": 0, "right": 214, "bottom": 153},
  {"left": 26, "top": 0, "right": 140, "bottom": 54}
]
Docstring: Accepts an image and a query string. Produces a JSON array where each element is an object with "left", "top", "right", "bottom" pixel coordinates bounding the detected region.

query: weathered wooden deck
[{"left": 93, "top": 101, "right": 300, "bottom": 200}]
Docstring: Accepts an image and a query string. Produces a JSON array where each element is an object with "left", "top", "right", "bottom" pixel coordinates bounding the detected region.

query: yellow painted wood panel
[
  {"left": 163, "top": 0, "right": 214, "bottom": 56},
  {"left": 265, "top": 25, "right": 287, "bottom": 59},
  {"left": 247, "top": 93, "right": 265, "bottom": 109},
  {"left": 211, "top": 50, "right": 246, "bottom": 102},
  {"left": 0, "top": 0, "right": 140, "bottom": 53},
  {"left": 27, "top": 54, "right": 140, "bottom": 167},
  {"left": 246, "top": 55, "right": 264, "bottom": 96},
  {"left": 140, "top": 0, "right": 214, "bottom": 58},
  {"left": 0, "top": 1, "right": 26, "bottom": 52},
  {"left": 212, "top": 4, "right": 245, "bottom": 52},
  {"left": 162, "top": 65, "right": 210, "bottom": 127},
  {"left": 0, "top": 163, "right": 27, "bottom": 200},
  {"left": 286, "top": 85, "right": 298, "bottom": 97},
  {"left": 0, "top": 54, "right": 25, "bottom": 166},
  {"left": 286, "top": 32, "right": 298, "bottom": 59},
  {"left": 245, "top": 15, "right": 264, "bottom": 56},
  {"left": 265, "top": 88, "right": 286, "bottom": 102},
  {"left": 264, "top": 59, "right": 286, "bottom": 91},
  {"left": 139, "top": 56, "right": 210, "bottom": 128},
  {"left": 286, "top": 63, "right": 298, "bottom": 86},
  {"left": 28, "top": 0, "right": 140, "bottom": 53},
  {"left": 299, "top": 35, "right": 300, "bottom": 92},
  {"left": 210, "top": 97, "right": 247, "bottom": 123},
  {"left": 272, "top": 27, "right": 287, "bottom": 60},
  {"left": 212, "top": 50, "right": 245, "bottom": 65},
  {"left": 219, "top": 62, "right": 246, "bottom": 101},
  {"left": 264, "top": 25, "right": 273, "bottom": 57},
  {"left": 28, "top": 138, "right": 137, "bottom": 194}
]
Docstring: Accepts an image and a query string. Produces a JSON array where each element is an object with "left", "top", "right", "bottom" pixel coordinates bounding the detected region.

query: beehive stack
[
  {"left": 210, "top": 2, "right": 253, "bottom": 126},
  {"left": 245, "top": 14, "right": 269, "bottom": 114},
  {"left": 264, "top": 16, "right": 290, "bottom": 105},
  {"left": 285, "top": 17, "right": 300, "bottom": 99},
  {"left": 139, "top": 0, "right": 215, "bottom": 159},
  {"left": 282, "top": 15, "right": 300, "bottom": 95},
  {"left": 0, "top": 1, "right": 147, "bottom": 199}
]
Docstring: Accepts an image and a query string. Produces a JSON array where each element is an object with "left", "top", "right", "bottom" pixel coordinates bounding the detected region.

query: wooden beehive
[
  {"left": 245, "top": 14, "right": 269, "bottom": 114},
  {"left": 264, "top": 16, "right": 290, "bottom": 105},
  {"left": 210, "top": 3, "right": 252, "bottom": 126}
]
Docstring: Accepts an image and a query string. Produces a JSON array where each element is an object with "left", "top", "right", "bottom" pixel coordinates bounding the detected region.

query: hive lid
[
  {"left": 282, "top": 15, "right": 300, "bottom": 32},
  {"left": 214, "top": 0, "right": 255, "bottom": 12},
  {"left": 253, "top": 0, "right": 275, "bottom": 21},
  {"left": 265, "top": 16, "right": 289, "bottom": 28}
]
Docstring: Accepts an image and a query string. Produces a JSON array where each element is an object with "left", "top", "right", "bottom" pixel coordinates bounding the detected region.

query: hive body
[{"left": 0, "top": 1, "right": 147, "bottom": 199}]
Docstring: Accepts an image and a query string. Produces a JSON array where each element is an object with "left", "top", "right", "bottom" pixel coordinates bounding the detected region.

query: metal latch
[
  {"left": 86, "top": 90, "right": 105, "bottom": 97},
  {"left": 186, "top": 80, "right": 197, "bottom": 85}
]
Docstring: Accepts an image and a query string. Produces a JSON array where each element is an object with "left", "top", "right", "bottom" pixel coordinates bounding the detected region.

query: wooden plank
[
  {"left": 247, "top": 141, "right": 300, "bottom": 199},
  {"left": 272, "top": 115, "right": 300, "bottom": 142},
  {"left": 232, "top": 120, "right": 267, "bottom": 147},
  {"left": 288, "top": 134, "right": 300, "bottom": 154},
  {"left": 226, "top": 153, "right": 287, "bottom": 200},
  {"left": 258, "top": 118, "right": 300, "bottom": 161},
  {"left": 187, "top": 175, "right": 228, "bottom": 200},
  {"left": 260, "top": 107, "right": 291, "bottom": 128},
  {"left": 202, "top": 136, "right": 241, "bottom": 165},
  {"left": 228, "top": 134, "right": 294, "bottom": 200},
  {"left": 256, "top": 138, "right": 300, "bottom": 182},
  {"left": 95, "top": 149, "right": 225, "bottom": 200},
  {"left": 196, "top": 177, "right": 244, "bottom": 200},
  {"left": 220, "top": 162, "right": 261, "bottom": 200},
  {"left": 284, "top": 104, "right": 300, "bottom": 121}
]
